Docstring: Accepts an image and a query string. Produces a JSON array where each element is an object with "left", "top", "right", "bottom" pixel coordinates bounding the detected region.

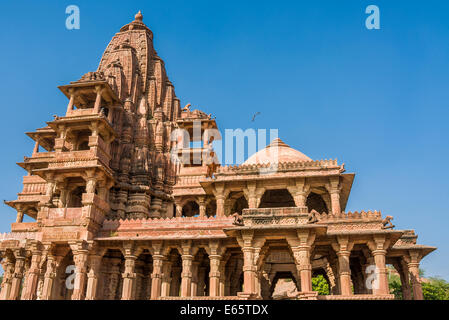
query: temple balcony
[
  {"left": 42, "top": 193, "right": 110, "bottom": 224},
  {"left": 20, "top": 135, "right": 112, "bottom": 175}
]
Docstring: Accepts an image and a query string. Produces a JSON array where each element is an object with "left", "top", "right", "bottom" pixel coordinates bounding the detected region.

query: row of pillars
[
  {"left": 175, "top": 176, "right": 344, "bottom": 219},
  {"left": 0, "top": 238, "right": 424, "bottom": 300}
]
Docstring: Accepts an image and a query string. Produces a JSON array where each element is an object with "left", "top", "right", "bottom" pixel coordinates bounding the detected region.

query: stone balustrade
[
  {"left": 218, "top": 159, "right": 339, "bottom": 173},
  {"left": 0, "top": 232, "right": 37, "bottom": 242},
  {"left": 98, "top": 216, "right": 235, "bottom": 239}
]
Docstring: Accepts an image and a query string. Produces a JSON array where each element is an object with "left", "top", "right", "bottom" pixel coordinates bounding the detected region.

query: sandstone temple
[{"left": 0, "top": 12, "right": 435, "bottom": 300}]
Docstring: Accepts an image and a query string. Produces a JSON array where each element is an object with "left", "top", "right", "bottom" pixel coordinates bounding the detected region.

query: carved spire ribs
[{"left": 92, "top": 13, "right": 182, "bottom": 220}]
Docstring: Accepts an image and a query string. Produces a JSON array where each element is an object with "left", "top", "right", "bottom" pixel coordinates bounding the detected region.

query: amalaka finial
[{"left": 135, "top": 10, "right": 143, "bottom": 22}]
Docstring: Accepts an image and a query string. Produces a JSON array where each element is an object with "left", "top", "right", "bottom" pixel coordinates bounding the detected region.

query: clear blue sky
[{"left": 0, "top": 0, "right": 448, "bottom": 279}]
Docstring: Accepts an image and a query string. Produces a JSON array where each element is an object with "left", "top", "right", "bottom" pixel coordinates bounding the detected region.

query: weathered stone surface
[{"left": 0, "top": 11, "right": 435, "bottom": 301}]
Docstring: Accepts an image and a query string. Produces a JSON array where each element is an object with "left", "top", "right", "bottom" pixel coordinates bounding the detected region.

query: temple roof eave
[{"left": 58, "top": 80, "right": 121, "bottom": 106}]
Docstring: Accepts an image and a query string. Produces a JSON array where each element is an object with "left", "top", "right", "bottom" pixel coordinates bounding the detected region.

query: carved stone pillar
[
  {"left": 41, "top": 255, "right": 57, "bottom": 300},
  {"left": 288, "top": 230, "right": 315, "bottom": 293},
  {"left": 151, "top": 254, "right": 164, "bottom": 299},
  {"left": 332, "top": 236, "right": 354, "bottom": 296},
  {"left": 0, "top": 258, "right": 14, "bottom": 300},
  {"left": 399, "top": 259, "right": 412, "bottom": 300},
  {"left": 15, "top": 207, "right": 24, "bottom": 223},
  {"left": 372, "top": 249, "right": 388, "bottom": 295},
  {"left": 406, "top": 251, "right": 423, "bottom": 300},
  {"left": 121, "top": 255, "right": 137, "bottom": 300},
  {"left": 21, "top": 247, "right": 42, "bottom": 300},
  {"left": 239, "top": 230, "right": 257, "bottom": 295},
  {"left": 85, "top": 255, "right": 102, "bottom": 300},
  {"left": 292, "top": 247, "right": 312, "bottom": 292},
  {"left": 288, "top": 178, "right": 309, "bottom": 207},
  {"left": 57, "top": 181, "right": 68, "bottom": 208},
  {"left": 45, "top": 177, "right": 56, "bottom": 205},
  {"left": 329, "top": 190, "right": 341, "bottom": 214},
  {"left": 244, "top": 182, "right": 261, "bottom": 209},
  {"left": 214, "top": 183, "right": 226, "bottom": 217},
  {"left": 9, "top": 251, "right": 26, "bottom": 300},
  {"left": 180, "top": 255, "right": 193, "bottom": 297},
  {"left": 198, "top": 197, "right": 206, "bottom": 217},
  {"left": 175, "top": 203, "right": 182, "bottom": 217},
  {"left": 327, "top": 177, "right": 342, "bottom": 214},
  {"left": 215, "top": 195, "right": 225, "bottom": 217},
  {"left": 66, "top": 89, "right": 75, "bottom": 114},
  {"left": 160, "top": 259, "right": 172, "bottom": 297},
  {"left": 93, "top": 86, "right": 103, "bottom": 114},
  {"left": 71, "top": 249, "right": 89, "bottom": 300},
  {"left": 190, "top": 261, "right": 199, "bottom": 296},
  {"left": 392, "top": 258, "right": 412, "bottom": 300},
  {"left": 209, "top": 254, "right": 221, "bottom": 297},
  {"left": 367, "top": 236, "right": 390, "bottom": 296}
]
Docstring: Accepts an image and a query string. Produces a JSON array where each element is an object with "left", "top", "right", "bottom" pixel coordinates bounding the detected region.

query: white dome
[{"left": 243, "top": 138, "right": 311, "bottom": 165}]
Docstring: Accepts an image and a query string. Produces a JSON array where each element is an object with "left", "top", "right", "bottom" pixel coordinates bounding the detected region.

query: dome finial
[{"left": 135, "top": 10, "right": 143, "bottom": 22}]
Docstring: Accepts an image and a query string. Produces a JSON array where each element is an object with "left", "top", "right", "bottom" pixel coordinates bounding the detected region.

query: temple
[{"left": 0, "top": 12, "right": 435, "bottom": 300}]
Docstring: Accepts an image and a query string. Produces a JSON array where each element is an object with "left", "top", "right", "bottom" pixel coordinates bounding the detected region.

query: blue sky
[{"left": 0, "top": 0, "right": 448, "bottom": 279}]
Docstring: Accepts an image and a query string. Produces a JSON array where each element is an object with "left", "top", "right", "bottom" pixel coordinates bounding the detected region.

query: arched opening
[
  {"left": 311, "top": 270, "right": 330, "bottom": 295},
  {"left": 306, "top": 192, "right": 328, "bottom": 213},
  {"left": 68, "top": 186, "right": 86, "bottom": 208},
  {"left": 270, "top": 271, "right": 299, "bottom": 300},
  {"left": 223, "top": 249, "right": 244, "bottom": 296},
  {"left": 193, "top": 248, "right": 210, "bottom": 296},
  {"left": 168, "top": 249, "right": 182, "bottom": 297},
  {"left": 182, "top": 201, "right": 199, "bottom": 217},
  {"left": 99, "top": 249, "right": 125, "bottom": 300},
  {"left": 135, "top": 251, "right": 153, "bottom": 300},
  {"left": 77, "top": 140, "right": 90, "bottom": 151},
  {"left": 53, "top": 250, "right": 76, "bottom": 300},
  {"left": 206, "top": 199, "right": 216, "bottom": 217},
  {"left": 231, "top": 196, "right": 248, "bottom": 215},
  {"left": 259, "top": 189, "right": 295, "bottom": 208}
]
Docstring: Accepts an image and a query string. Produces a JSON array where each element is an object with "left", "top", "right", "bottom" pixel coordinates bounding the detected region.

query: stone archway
[
  {"left": 258, "top": 242, "right": 301, "bottom": 299},
  {"left": 134, "top": 251, "right": 153, "bottom": 300},
  {"left": 259, "top": 189, "right": 295, "bottom": 208},
  {"left": 52, "top": 249, "right": 76, "bottom": 300},
  {"left": 98, "top": 249, "right": 125, "bottom": 300},
  {"left": 306, "top": 192, "right": 328, "bottom": 213},
  {"left": 270, "top": 271, "right": 299, "bottom": 299},
  {"left": 206, "top": 199, "right": 216, "bottom": 217},
  {"left": 231, "top": 196, "right": 248, "bottom": 214},
  {"left": 182, "top": 201, "right": 199, "bottom": 217}
]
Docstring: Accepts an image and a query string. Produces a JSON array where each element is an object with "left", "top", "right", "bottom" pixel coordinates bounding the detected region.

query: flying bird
[{"left": 251, "top": 112, "right": 261, "bottom": 122}]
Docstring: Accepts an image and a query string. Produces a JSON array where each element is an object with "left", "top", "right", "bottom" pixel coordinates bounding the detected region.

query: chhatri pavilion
[{"left": 0, "top": 12, "right": 435, "bottom": 300}]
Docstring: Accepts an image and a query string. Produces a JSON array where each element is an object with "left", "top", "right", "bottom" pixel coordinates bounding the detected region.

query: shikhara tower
[{"left": 0, "top": 12, "right": 435, "bottom": 300}]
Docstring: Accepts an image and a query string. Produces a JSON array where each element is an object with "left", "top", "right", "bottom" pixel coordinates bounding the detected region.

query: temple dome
[{"left": 243, "top": 138, "right": 312, "bottom": 165}]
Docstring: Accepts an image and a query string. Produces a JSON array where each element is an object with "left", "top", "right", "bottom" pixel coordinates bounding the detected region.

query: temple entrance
[{"left": 259, "top": 189, "right": 295, "bottom": 208}]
